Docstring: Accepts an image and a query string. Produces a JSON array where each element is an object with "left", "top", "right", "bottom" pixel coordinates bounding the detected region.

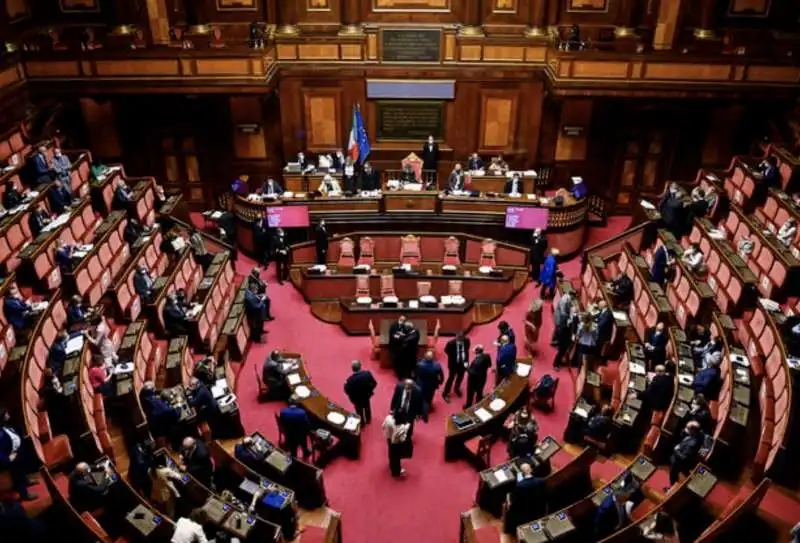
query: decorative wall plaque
[
  {"left": 381, "top": 29, "right": 442, "bottom": 63},
  {"left": 376, "top": 101, "right": 445, "bottom": 141},
  {"left": 567, "top": 0, "right": 608, "bottom": 12},
  {"left": 374, "top": 0, "right": 450, "bottom": 11},
  {"left": 728, "top": 0, "right": 771, "bottom": 17}
]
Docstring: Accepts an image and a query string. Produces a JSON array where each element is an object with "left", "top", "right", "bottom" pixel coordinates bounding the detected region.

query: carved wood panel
[
  {"left": 5, "top": 0, "right": 29, "bottom": 20},
  {"left": 479, "top": 91, "right": 518, "bottom": 151},
  {"left": 59, "top": 0, "right": 101, "bottom": 12},
  {"left": 216, "top": 0, "right": 257, "bottom": 11},
  {"left": 373, "top": 0, "right": 450, "bottom": 10},
  {"left": 303, "top": 90, "right": 342, "bottom": 151}
]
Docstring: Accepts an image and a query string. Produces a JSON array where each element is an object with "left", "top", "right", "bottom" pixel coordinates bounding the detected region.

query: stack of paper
[
  {"left": 516, "top": 364, "right": 531, "bottom": 377},
  {"left": 344, "top": 417, "right": 360, "bottom": 431},
  {"left": 474, "top": 408, "right": 492, "bottom": 422},
  {"left": 66, "top": 335, "right": 85, "bottom": 355},
  {"left": 494, "top": 470, "right": 509, "bottom": 483},
  {"left": 294, "top": 385, "right": 310, "bottom": 398},
  {"left": 287, "top": 373, "right": 301, "bottom": 386}
]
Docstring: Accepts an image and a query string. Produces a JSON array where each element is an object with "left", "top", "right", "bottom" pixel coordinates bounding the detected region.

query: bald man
[
  {"left": 415, "top": 351, "right": 444, "bottom": 422},
  {"left": 640, "top": 364, "right": 674, "bottom": 411}
]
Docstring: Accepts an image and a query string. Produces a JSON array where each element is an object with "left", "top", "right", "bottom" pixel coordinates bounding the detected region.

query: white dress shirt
[{"left": 171, "top": 517, "right": 208, "bottom": 543}]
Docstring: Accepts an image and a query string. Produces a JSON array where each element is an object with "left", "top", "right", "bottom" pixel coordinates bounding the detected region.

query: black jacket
[
  {"left": 344, "top": 370, "right": 377, "bottom": 404},
  {"left": 390, "top": 383, "right": 423, "bottom": 420},
  {"left": 420, "top": 142, "right": 439, "bottom": 171},
  {"left": 642, "top": 374, "right": 674, "bottom": 411},
  {"left": 467, "top": 353, "right": 492, "bottom": 383},
  {"left": 182, "top": 441, "right": 213, "bottom": 485},
  {"left": 531, "top": 235, "right": 548, "bottom": 265},
  {"left": 444, "top": 337, "right": 471, "bottom": 371},
  {"left": 315, "top": 225, "right": 329, "bottom": 252}
]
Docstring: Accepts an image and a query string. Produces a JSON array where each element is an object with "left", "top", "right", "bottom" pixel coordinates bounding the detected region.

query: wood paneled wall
[{"left": 79, "top": 97, "right": 122, "bottom": 158}]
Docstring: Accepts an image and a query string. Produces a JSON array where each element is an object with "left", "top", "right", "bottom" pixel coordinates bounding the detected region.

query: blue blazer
[
  {"left": 648, "top": 331, "right": 668, "bottom": 353},
  {"left": 4, "top": 296, "right": 30, "bottom": 330},
  {"left": 49, "top": 187, "right": 70, "bottom": 214},
  {"left": 415, "top": 360, "right": 444, "bottom": 392},
  {"left": 67, "top": 304, "right": 85, "bottom": 326},
  {"left": 34, "top": 154, "right": 49, "bottom": 177},
  {"left": 540, "top": 255, "right": 558, "bottom": 288},
  {"left": 235, "top": 443, "right": 264, "bottom": 465},
  {"left": 651, "top": 246, "right": 668, "bottom": 284},
  {"left": 190, "top": 385, "right": 216, "bottom": 418},
  {"left": 497, "top": 343, "right": 517, "bottom": 377},
  {"left": 56, "top": 246, "right": 73, "bottom": 273},
  {"left": 279, "top": 406, "right": 311, "bottom": 437},
  {"left": 594, "top": 494, "right": 622, "bottom": 538},
  {"left": 596, "top": 310, "right": 614, "bottom": 345},
  {"left": 693, "top": 367, "right": 721, "bottom": 400},
  {"left": 48, "top": 338, "right": 68, "bottom": 375}
]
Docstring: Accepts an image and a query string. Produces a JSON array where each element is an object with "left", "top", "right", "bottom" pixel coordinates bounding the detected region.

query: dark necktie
[
  {"left": 402, "top": 392, "right": 410, "bottom": 413},
  {"left": 457, "top": 342, "right": 464, "bottom": 365}
]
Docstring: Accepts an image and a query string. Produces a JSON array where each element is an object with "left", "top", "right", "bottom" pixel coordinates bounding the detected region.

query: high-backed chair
[
  {"left": 355, "top": 275, "right": 370, "bottom": 298},
  {"left": 357, "top": 237, "right": 375, "bottom": 267},
  {"left": 338, "top": 237, "right": 355, "bottom": 268},
  {"left": 380, "top": 273, "right": 396, "bottom": 300},
  {"left": 480, "top": 238, "right": 497, "bottom": 268},
  {"left": 417, "top": 281, "right": 432, "bottom": 298},
  {"left": 448, "top": 280, "right": 463, "bottom": 296},
  {"left": 443, "top": 236, "right": 460, "bottom": 266},
  {"left": 400, "top": 234, "right": 421, "bottom": 265}
]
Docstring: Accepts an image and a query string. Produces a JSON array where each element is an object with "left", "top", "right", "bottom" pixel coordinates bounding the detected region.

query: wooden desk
[
  {"left": 445, "top": 361, "right": 532, "bottom": 461},
  {"left": 384, "top": 191, "right": 438, "bottom": 213},
  {"left": 340, "top": 298, "right": 476, "bottom": 336}
]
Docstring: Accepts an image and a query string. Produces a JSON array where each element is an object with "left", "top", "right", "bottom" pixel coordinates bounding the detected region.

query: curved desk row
[{"left": 233, "top": 192, "right": 588, "bottom": 258}]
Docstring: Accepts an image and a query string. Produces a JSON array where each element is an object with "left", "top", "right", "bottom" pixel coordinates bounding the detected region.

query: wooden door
[
  {"left": 161, "top": 136, "right": 205, "bottom": 204},
  {"left": 613, "top": 132, "right": 670, "bottom": 213}
]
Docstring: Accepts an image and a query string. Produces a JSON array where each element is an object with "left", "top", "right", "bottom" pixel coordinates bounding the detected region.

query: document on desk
[
  {"left": 294, "top": 385, "right": 310, "bottom": 399},
  {"left": 489, "top": 398, "right": 507, "bottom": 412},
  {"left": 516, "top": 363, "right": 531, "bottom": 377},
  {"left": 287, "top": 373, "right": 301, "bottom": 385},
  {"left": 344, "top": 416, "right": 360, "bottom": 432},
  {"left": 730, "top": 353, "right": 750, "bottom": 367},
  {"left": 493, "top": 469, "right": 509, "bottom": 483},
  {"left": 327, "top": 412, "right": 346, "bottom": 425},
  {"left": 474, "top": 408, "right": 492, "bottom": 422},
  {"left": 574, "top": 406, "right": 589, "bottom": 418},
  {"left": 66, "top": 335, "right": 85, "bottom": 355},
  {"left": 629, "top": 362, "right": 646, "bottom": 375},
  {"left": 640, "top": 199, "right": 656, "bottom": 210},
  {"left": 612, "top": 310, "right": 629, "bottom": 322}
]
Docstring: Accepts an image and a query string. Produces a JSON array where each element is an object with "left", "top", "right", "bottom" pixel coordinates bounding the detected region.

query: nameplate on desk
[{"left": 381, "top": 29, "right": 441, "bottom": 63}]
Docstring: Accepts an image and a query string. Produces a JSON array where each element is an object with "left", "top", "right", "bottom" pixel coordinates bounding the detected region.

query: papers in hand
[
  {"left": 327, "top": 412, "right": 346, "bottom": 425},
  {"left": 294, "top": 385, "right": 310, "bottom": 398},
  {"left": 31, "top": 301, "right": 49, "bottom": 312},
  {"left": 516, "top": 364, "right": 531, "bottom": 378},
  {"left": 66, "top": 335, "right": 85, "bottom": 355},
  {"left": 640, "top": 199, "right": 656, "bottom": 210},
  {"left": 489, "top": 398, "right": 507, "bottom": 412},
  {"left": 788, "top": 358, "right": 800, "bottom": 370},
  {"left": 287, "top": 373, "right": 301, "bottom": 386},
  {"left": 474, "top": 408, "right": 492, "bottom": 422},
  {"left": 344, "top": 416, "right": 360, "bottom": 432}
]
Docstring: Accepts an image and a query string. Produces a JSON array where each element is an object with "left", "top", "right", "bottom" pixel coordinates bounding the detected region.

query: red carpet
[{"left": 221, "top": 215, "right": 798, "bottom": 542}]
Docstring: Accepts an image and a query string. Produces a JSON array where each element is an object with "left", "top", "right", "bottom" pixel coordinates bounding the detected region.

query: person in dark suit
[
  {"left": 689, "top": 189, "right": 710, "bottom": 218},
  {"left": 244, "top": 283, "right": 266, "bottom": 342},
  {"left": 279, "top": 398, "right": 312, "bottom": 458},
  {"left": 68, "top": 462, "right": 111, "bottom": 512},
  {"left": 442, "top": 332, "right": 471, "bottom": 402},
  {"left": 388, "top": 316, "right": 407, "bottom": 377},
  {"left": 28, "top": 207, "right": 50, "bottom": 238},
  {"left": 685, "top": 393, "right": 712, "bottom": 433},
  {"left": 262, "top": 351, "right": 290, "bottom": 401},
  {"left": 187, "top": 377, "right": 216, "bottom": 424},
  {"left": 162, "top": 292, "right": 189, "bottom": 337},
  {"left": 504, "top": 463, "right": 547, "bottom": 534},
  {"left": 3, "top": 284, "right": 33, "bottom": 333},
  {"left": 123, "top": 218, "right": 144, "bottom": 245},
  {"left": 261, "top": 178, "right": 284, "bottom": 197},
  {"left": 399, "top": 321, "right": 420, "bottom": 380},
  {"left": 271, "top": 228, "right": 289, "bottom": 284},
  {"left": 315, "top": 220, "right": 329, "bottom": 265},
  {"left": 594, "top": 488, "right": 635, "bottom": 540},
  {"left": 420, "top": 135, "right": 439, "bottom": 184},
  {"left": 127, "top": 439, "right": 155, "bottom": 500},
  {"left": 585, "top": 404, "right": 614, "bottom": 440},
  {"left": 758, "top": 156, "right": 780, "bottom": 188},
  {"left": 113, "top": 179, "right": 134, "bottom": 214},
  {"left": 496, "top": 335, "right": 517, "bottom": 385},
  {"left": 390, "top": 379, "right": 422, "bottom": 437},
  {"left": 464, "top": 345, "right": 491, "bottom": 408},
  {"left": 448, "top": 163, "right": 466, "bottom": 192},
  {"left": 179, "top": 437, "right": 214, "bottom": 488},
  {"left": 415, "top": 351, "right": 444, "bottom": 422},
  {"left": 530, "top": 229, "right": 548, "bottom": 282},
  {"left": 0, "top": 408, "right": 36, "bottom": 501},
  {"left": 48, "top": 179, "right": 72, "bottom": 214},
  {"left": 692, "top": 359, "right": 722, "bottom": 400},
  {"left": 504, "top": 172, "right": 523, "bottom": 195},
  {"left": 66, "top": 295, "right": 87, "bottom": 329},
  {"left": 134, "top": 264, "right": 155, "bottom": 302},
  {"left": 2, "top": 179, "right": 23, "bottom": 209},
  {"left": 360, "top": 162, "right": 380, "bottom": 191},
  {"left": 650, "top": 245, "right": 671, "bottom": 285},
  {"left": 30, "top": 145, "right": 52, "bottom": 184},
  {"left": 55, "top": 239, "right": 75, "bottom": 275},
  {"left": 48, "top": 330, "right": 69, "bottom": 376},
  {"left": 51, "top": 148, "right": 72, "bottom": 184},
  {"left": 467, "top": 152, "right": 484, "bottom": 171},
  {"left": 498, "top": 320, "right": 516, "bottom": 345},
  {"left": 644, "top": 322, "right": 668, "bottom": 370},
  {"left": 253, "top": 217, "right": 270, "bottom": 265},
  {"left": 234, "top": 437, "right": 266, "bottom": 470},
  {"left": 296, "top": 151, "right": 312, "bottom": 172},
  {"left": 640, "top": 365, "right": 674, "bottom": 412},
  {"left": 610, "top": 273, "right": 634, "bottom": 305},
  {"left": 247, "top": 267, "right": 274, "bottom": 321},
  {"left": 344, "top": 360, "right": 377, "bottom": 424},
  {"left": 139, "top": 382, "right": 182, "bottom": 446},
  {"left": 659, "top": 186, "right": 686, "bottom": 238},
  {"left": 332, "top": 150, "right": 347, "bottom": 171},
  {"left": 595, "top": 300, "right": 614, "bottom": 353},
  {"left": 666, "top": 421, "right": 704, "bottom": 490}
]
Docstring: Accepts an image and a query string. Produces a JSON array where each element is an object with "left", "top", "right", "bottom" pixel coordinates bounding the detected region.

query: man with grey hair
[
  {"left": 344, "top": 359, "right": 377, "bottom": 424},
  {"left": 415, "top": 350, "right": 444, "bottom": 422}
]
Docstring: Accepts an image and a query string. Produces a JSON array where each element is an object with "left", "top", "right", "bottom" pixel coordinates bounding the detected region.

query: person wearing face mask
[
  {"left": 52, "top": 148, "right": 72, "bottom": 184},
  {"left": 421, "top": 135, "right": 439, "bottom": 185},
  {"left": 504, "top": 172, "right": 523, "bottom": 195},
  {"left": 644, "top": 322, "right": 668, "bottom": 371},
  {"left": 317, "top": 174, "right": 342, "bottom": 195},
  {"left": 315, "top": 220, "right": 329, "bottom": 265},
  {"left": 530, "top": 228, "right": 548, "bottom": 282},
  {"left": 448, "top": 163, "right": 466, "bottom": 192},
  {"left": 467, "top": 152, "right": 484, "bottom": 172},
  {"left": 685, "top": 393, "right": 712, "bottom": 432},
  {"left": 271, "top": 227, "right": 290, "bottom": 284},
  {"left": 261, "top": 177, "right": 284, "bottom": 197}
]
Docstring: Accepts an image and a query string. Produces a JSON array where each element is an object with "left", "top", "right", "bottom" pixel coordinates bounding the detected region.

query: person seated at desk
[
  {"left": 28, "top": 145, "right": 53, "bottom": 185},
  {"left": 665, "top": 421, "right": 705, "bottom": 491},
  {"left": 279, "top": 397, "right": 312, "bottom": 459},
  {"left": 88, "top": 355, "right": 114, "bottom": 397},
  {"left": 342, "top": 158, "right": 358, "bottom": 192},
  {"left": 134, "top": 263, "right": 156, "bottom": 303},
  {"left": 360, "top": 162, "right": 381, "bottom": 191},
  {"left": 3, "top": 283, "right": 35, "bottom": 334},
  {"left": 504, "top": 172, "right": 523, "bottom": 195},
  {"left": 504, "top": 462, "right": 546, "bottom": 534},
  {"left": 295, "top": 151, "right": 313, "bottom": 173},
  {"left": 245, "top": 282, "right": 267, "bottom": 343},
  {"left": 51, "top": 148, "right": 71, "bottom": 184},
  {"left": 488, "top": 154, "right": 508, "bottom": 175},
  {"left": 344, "top": 359, "right": 378, "bottom": 424},
  {"left": 692, "top": 358, "right": 722, "bottom": 400},
  {"left": 585, "top": 404, "right": 614, "bottom": 441},
  {"left": 685, "top": 393, "right": 712, "bottom": 433},
  {"left": 188, "top": 230, "right": 213, "bottom": 270},
  {"left": 192, "top": 356, "right": 215, "bottom": 387},
  {"left": 610, "top": 273, "right": 634, "bottom": 306},
  {"left": 496, "top": 334, "right": 517, "bottom": 385},
  {"left": 48, "top": 179, "right": 72, "bottom": 215},
  {"left": 317, "top": 174, "right": 342, "bottom": 195},
  {"left": 163, "top": 292, "right": 190, "bottom": 337},
  {"left": 85, "top": 315, "right": 118, "bottom": 367},
  {"left": 507, "top": 408, "right": 539, "bottom": 459},
  {"left": 66, "top": 294, "right": 88, "bottom": 329},
  {"left": 448, "top": 163, "right": 466, "bottom": 192},
  {"left": 179, "top": 437, "right": 214, "bottom": 489},
  {"left": 261, "top": 177, "right": 284, "bottom": 197},
  {"left": 235, "top": 436, "right": 267, "bottom": 470},
  {"left": 682, "top": 243, "right": 705, "bottom": 274},
  {"left": 594, "top": 486, "right": 637, "bottom": 540},
  {"left": 69, "top": 462, "right": 113, "bottom": 512},
  {"left": 691, "top": 184, "right": 717, "bottom": 211},
  {"left": 757, "top": 156, "right": 780, "bottom": 188},
  {"left": 140, "top": 381, "right": 182, "bottom": 445},
  {"left": 28, "top": 206, "right": 51, "bottom": 238},
  {"left": 48, "top": 329, "right": 69, "bottom": 376},
  {"left": 644, "top": 322, "right": 668, "bottom": 370},
  {"left": 113, "top": 178, "right": 135, "bottom": 213},
  {"left": 123, "top": 217, "right": 145, "bottom": 245},
  {"left": 0, "top": 408, "right": 37, "bottom": 501},
  {"left": 55, "top": 238, "right": 75, "bottom": 275},
  {"left": 467, "top": 152, "right": 484, "bottom": 172},
  {"left": 399, "top": 163, "right": 417, "bottom": 186},
  {"left": 187, "top": 377, "right": 216, "bottom": 426},
  {"left": 2, "top": 179, "right": 23, "bottom": 209},
  {"left": 415, "top": 350, "right": 444, "bottom": 423},
  {"left": 689, "top": 188, "right": 710, "bottom": 218},
  {"left": 778, "top": 218, "right": 797, "bottom": 248},
  {"left": 639, "top": 365, "right": 674, "bottom": 412},
  {"left": 262, "top": 350, "right": 290, "bottom": 401},
  {"left": 570, "top": 176, "right": 588, "bottom": 199}
]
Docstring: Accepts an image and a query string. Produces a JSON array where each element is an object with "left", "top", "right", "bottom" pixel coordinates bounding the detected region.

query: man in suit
[
  {"left": 644, "top": 322, "right": 668, "bottom": 370},
  {"left": 3, "top": 284, "right": 33, "bottom": 333},
  {"left": 390, "top": 379, "right": 422, "bottom": 437},
  {"left": 315, "top": 220, "right": 329, "bottom": 265},
  {"left": 610, "top": 273, "right": 634, "bottom": 305},
  {"left": 467, "top": 152, "right": 484, "bottom": 172},
  {"left": 261, "top": 177, "right": 284, "bottom": 197},
  {"left": 692, "top": 358, "right": 722, "bottom": 400},
  {"left": 245, "top": 283, "right": 266, "bottom": 342},
  {"left": 464, "top": 345, "right": 491, "bottom": 408},
  {"left": 496, "top": 335, "right": 517, "bottom": 385},
  {"left": 68, "top": 462, "right": 111, "bottom": 511},
  {"left": 344, "top": 360, "right": 377, "bottom": 424},
  {"left": 650, "top": 244, "right": 673, "bottom": 286},
  {"left": 139, "top": 382, "right": 181, "bottom": 446},
  {"left": 271, "top": 228, "right": 289, "bottom": 284},
  {"left": 30, "top": 145, "right": 52, "bottom": 184},
  {"left": 133, "top": 264, "right": 155, "bottom": 302},
  {"left": 247, "top": 267, "right": 274, "bottom": 321},
  {"left": 123, "top": 218, "right": 144, "bottom": 245},
  {"left": 594, "top": 488, "right": 635, "bottom": 540},
  {"left": 498, "top": 320, "right": 516, "bottom": 345},
  {"left": 640, "top": 365, "right": 674, "bottom": 411},
  {"left": 388, "top": 316, "right": 407, "bottom": 376},
  {"left": 666, "top": 421, "right": 704, "bottom": 490},
  {"left": 234, "top": 437, "right": 266, "bottom": 471},
  {"left": 187, "top": 377, "right": 216, "bottom": 424},
  {"left": 2, "top": 179, "right": 23, "bottom": 209},
  {"left": 48, "top": 330, "right": 69, "bottom": 376},
  {"left": 758, "top": 156, "right": 780, "bottom": 187},
  {"left": 360, "top": 162, "right": 380, "bottom": 191},
  {"left": 0, "top": 408, "right": 36, "bottom": 501},
  {"left": 400, "top": 321, "right": 421, "bottom": 380},
  {"left": 658, "top": 185, "right": 685, "bottom": 238},
  {"left": 179, "top": 437, "right": 214, "bottom": 488},
  {"left": 48, "top": 179, "right": 72, "bottom": 214},
  {"left": 296, "top": 151, "right": 312, "bottom": 172},
  {"left": 113, "top": 179, "right": 134, "bottom": 214},
  {"left": 415, "top": 351, "right": 444, "bottom": 422},
  {"left": 448, "top": 163, "right": 466, "bottom": 192},
  {"left": 442, "top": 332, "right": 471, "bottom": 402},
  {"left": 530, "top": 229, "right": 548, "bottom": 282},
  {"left": 162, "top": 292, "right": 189, "bottom": 337},
  {"left": 279, "top": 397, "right": 312, "bottom": 458},
  {"left": 331, "top": 149, "right": 347, "bottom": 171},
  {"left": 51, "top": 148, "right": 72, "bottom": 184},
  {"left": 504, "top": 172, "right": 523, "bottom": 195},
  {"left": 262, "top": 350, "right": 289, "bottom": 401},
  {"left": 28, "top": 207, "right": 50, "bottom": 238},
  {"left": 595, "top": 300, "right": 614, "bottom": 353},
  {"left": 504, "top": 463, "right": 547, "bottom": 534},
  {"left": 420, "top": 135, "right": 439, "bottom": 184},
  {"left": 66, "top": 295, "right": 87, "bottom": 329},
  {"left": 54, "top": 239, "right": 75, "bottom": 275}
]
